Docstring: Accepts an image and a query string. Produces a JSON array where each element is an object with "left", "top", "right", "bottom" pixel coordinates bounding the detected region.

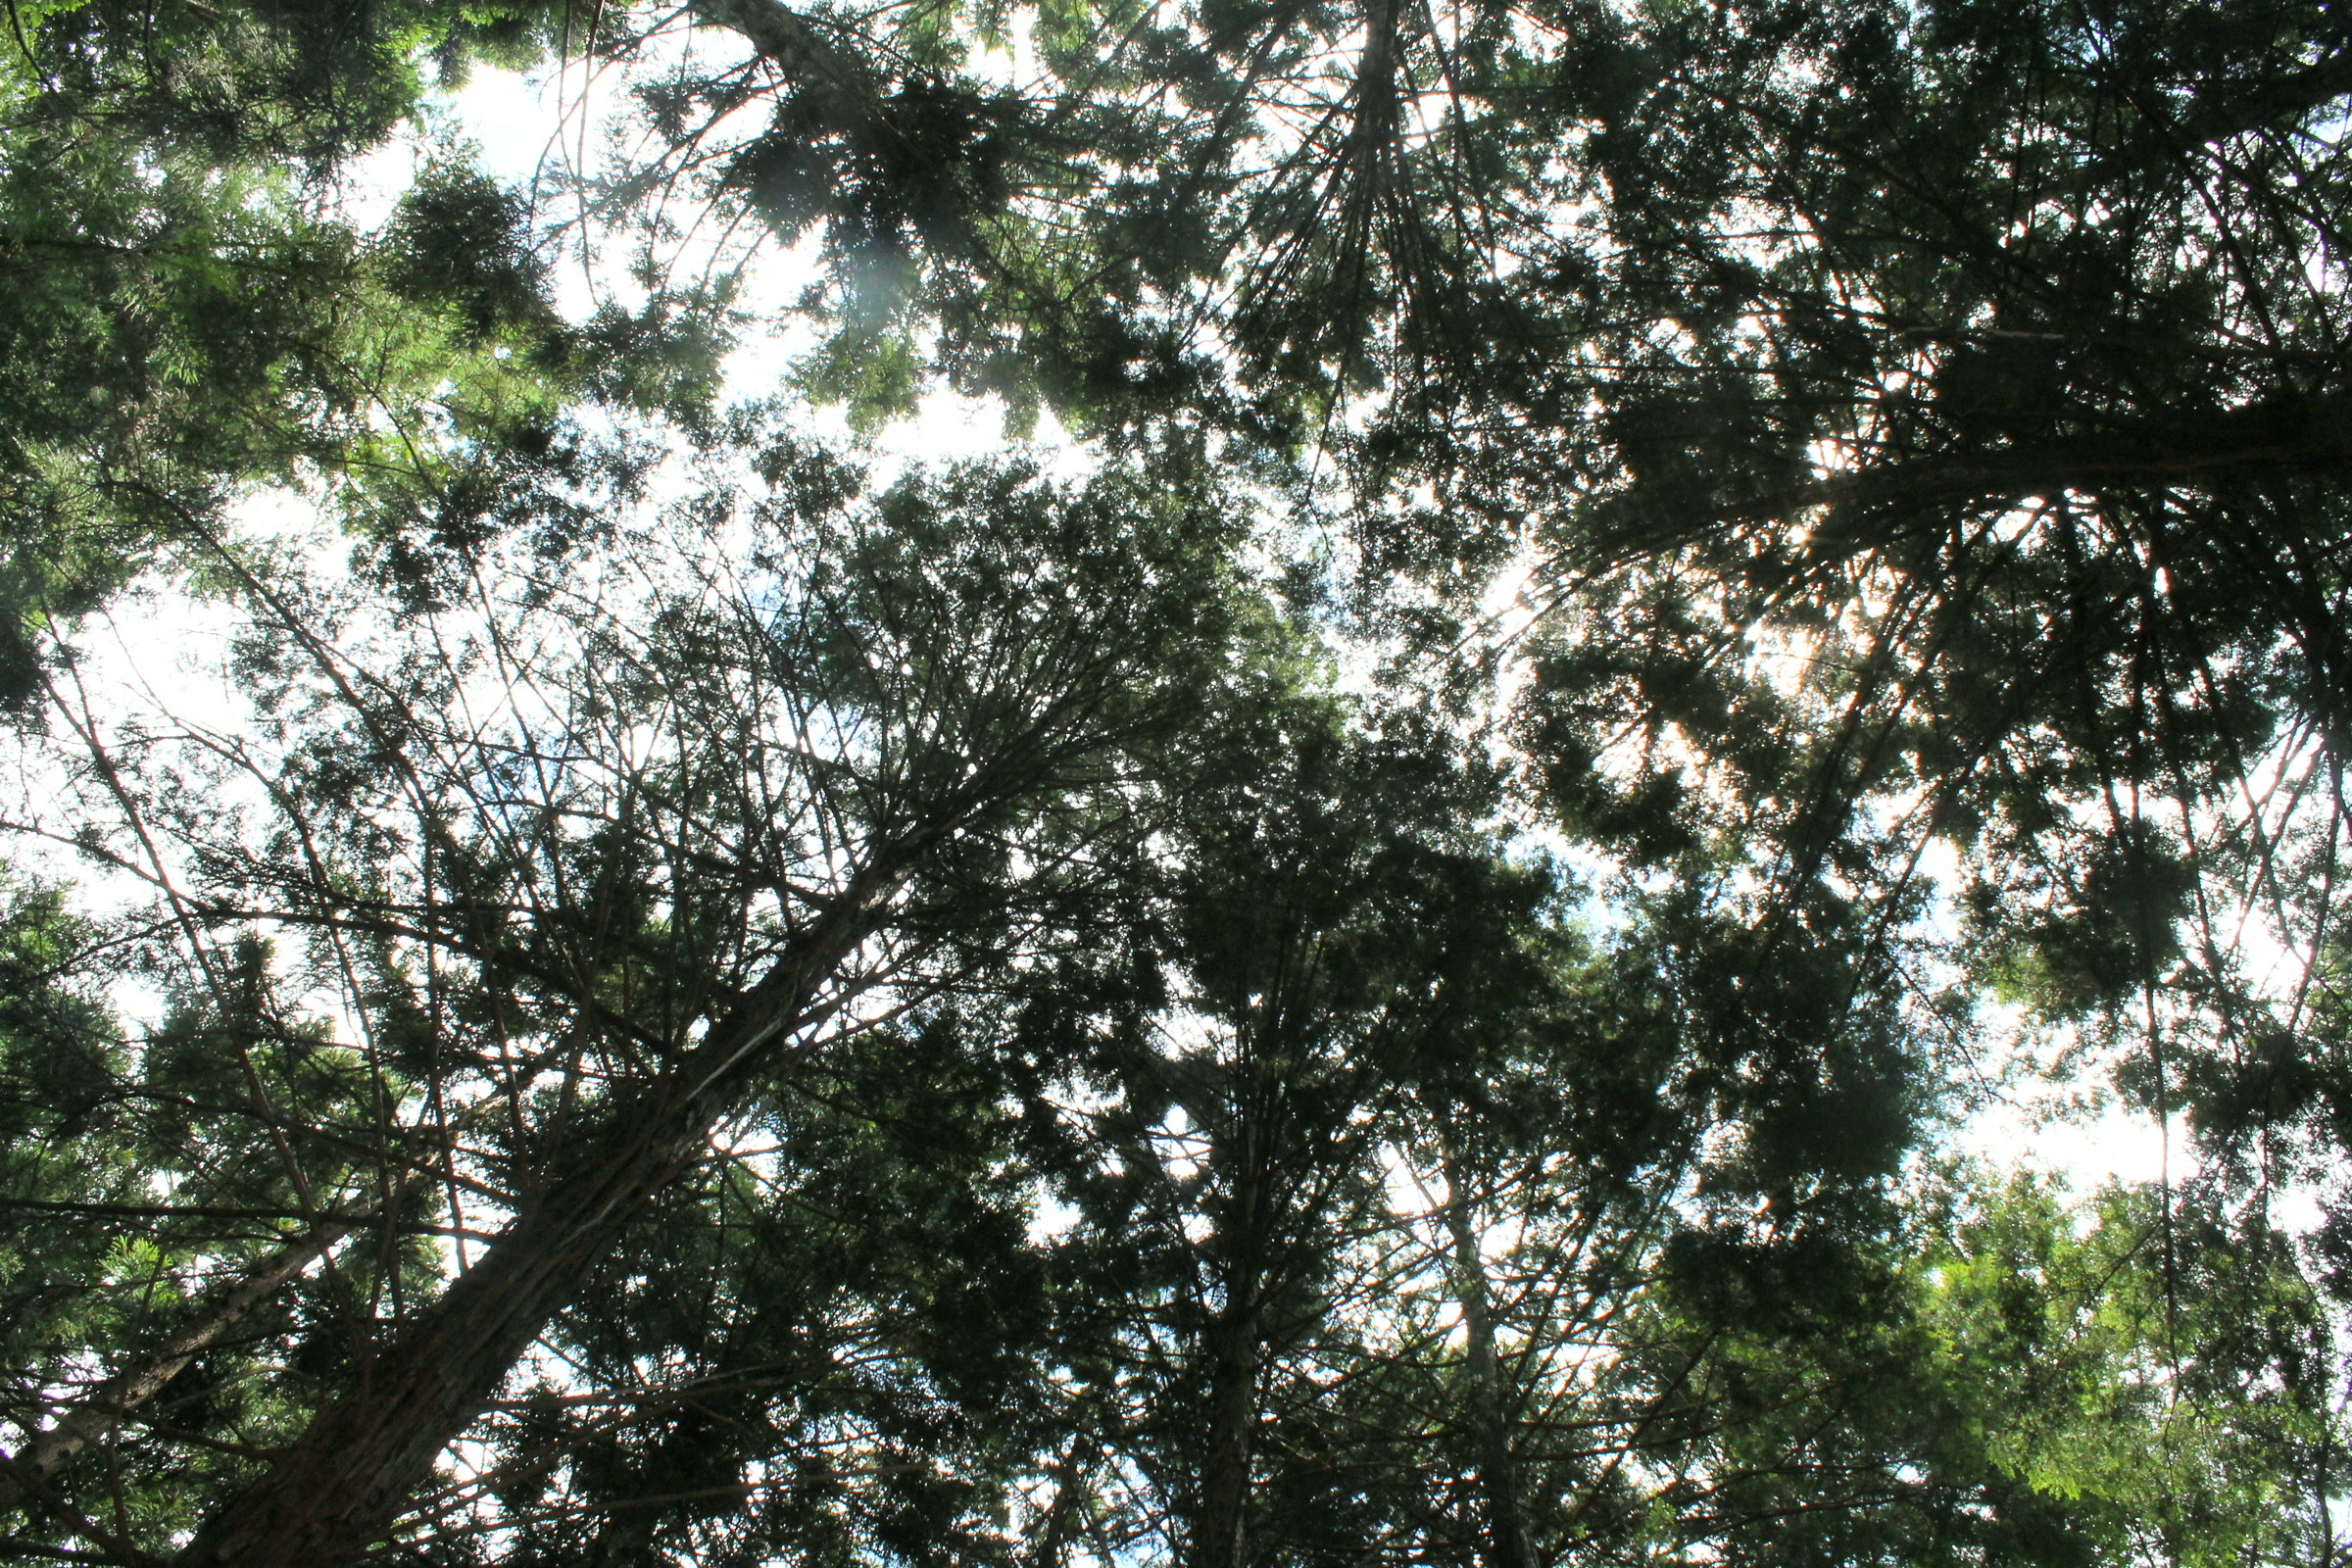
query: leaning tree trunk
[
  {"left": 1029, "top": 1424, "right": 1102, "bottom": 1568},
  {"left": 174, "top": 863, "right": 909, "bottom": 1567},
  {"left": 694, "top": 0, "right": 884, "bottom": 135},
  {"left": 0, "top": 1201, "right": 374, "bottom": 1517},
  {"left": 1443, "top": 1156, "right": 1537, "bottom": 1568}
]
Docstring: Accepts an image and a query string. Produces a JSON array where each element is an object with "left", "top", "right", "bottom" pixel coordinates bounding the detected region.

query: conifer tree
[{"left": 1, "top": 1, "right": 2347, "bottom": 1564}]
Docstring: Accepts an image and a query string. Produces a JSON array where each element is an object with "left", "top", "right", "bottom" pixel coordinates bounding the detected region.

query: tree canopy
[{"left": 1, "top": 1, "right": 2348, "bottom": 1564}]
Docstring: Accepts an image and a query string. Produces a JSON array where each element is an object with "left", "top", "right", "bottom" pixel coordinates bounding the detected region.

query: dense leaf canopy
[{"left": 0, "top": 1, "right": 2347, "bottom": 1565}]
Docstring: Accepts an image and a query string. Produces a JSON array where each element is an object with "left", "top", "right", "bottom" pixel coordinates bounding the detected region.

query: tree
[
  {"left": 512, "top": 3, "right": 2352, "bottom": 1326},
  {"left": 4, "top": 0, "right": 2349, "bottom": 1564},
  {"left": 1005, "top": 686, "right": 1554, "bottom": 1568},
  {"left": 0, "top": 0, "right": 744, "bottom": 704},
  {"left": 1913, "top": 1171, "right": 2334, "bottom": 1567},
  {"left": 9, "top": 416, "right": 1249, "bottom": 1560}
]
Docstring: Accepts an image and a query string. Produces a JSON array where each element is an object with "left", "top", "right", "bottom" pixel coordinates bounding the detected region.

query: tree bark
[
  {"left": 588, "top": 1494, "right": 661, "bottom": 1566},
  {"left": 1788, "top": 391, "right": 2352, "bottom": 527},
  {"left": 694, "top": 0, "right": 879, "bottom": 120},
  {"left": 0, "top": 1206, "right": 367, "bottom": 1517},
  {"left": 1195, "top": 1291, "right": 1261, "bottom": 1568},
  {"left": 1028, "top": 1426, "right": 1100, "bottom": 1568},
  {"left": 173, "top": 860, "right": 910, "bottom": 1567},
  {"left": 1443, "top": 1158, "right": 1537, "bottom": 1568}
]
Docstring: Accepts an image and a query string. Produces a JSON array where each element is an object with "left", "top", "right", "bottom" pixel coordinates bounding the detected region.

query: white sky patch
[
  {"left": 1967, "top": 1094, "right": 2177, "bottom": 1191},
  {"left": 450, "top": 65, "right": 573, "bottom": 192},
  {"left": 1026, "top": 1187, "right": 1080, "bottom": 1246},
  {"left": 1149, "top": 1103, "right": 1207, "bottom": 1183}
]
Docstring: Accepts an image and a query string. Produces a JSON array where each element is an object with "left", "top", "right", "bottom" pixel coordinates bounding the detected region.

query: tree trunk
[
  {"left": 1443, "top": 1158, "right": 1537, "bottom": 1568},
  {"left": 0, "top": 1205, "right": 366, "bottom": 1516},
  {"left": 174, "top": 865, "right": 906, "bottom": 1567},
  {"left": 1193, "top": 1080, "right": 1276, "bottom": 1568},
  {"left": 694, "top": 0, "right": 879, "bottom": 127},
  {"left": 587, "top": 1488, "right": 662, "bottom": 1567},
  {"left": 1195, "top": 1292, "right": 1261, "bottom": 1568},
  {"left": 1028, "top": 1426, "right": 1100, "bottom": 1568}
]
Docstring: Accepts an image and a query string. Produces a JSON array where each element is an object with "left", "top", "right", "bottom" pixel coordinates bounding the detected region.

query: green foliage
[
  {"left": 2, "top": 1, "right": 2348, "bottom": 1565},
  {"left": 1914, "top": 1174, "right": 2333, "bottom": 1568}
]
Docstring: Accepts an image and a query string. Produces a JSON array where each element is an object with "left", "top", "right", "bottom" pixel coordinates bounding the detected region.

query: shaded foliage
[{"left": 0, "top": 1, "right": 2346, "bottom": 1565}]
